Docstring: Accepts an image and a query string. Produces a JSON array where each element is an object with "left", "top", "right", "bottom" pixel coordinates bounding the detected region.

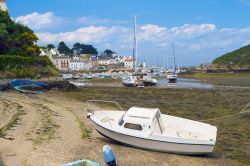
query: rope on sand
[{"left": 200, "top": 102, "right": 250, "bottom": 122}]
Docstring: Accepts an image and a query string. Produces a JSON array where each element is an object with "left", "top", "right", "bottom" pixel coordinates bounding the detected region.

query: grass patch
[
  {"left": 87, "top": 78, "right": 121, "bottom": 84},
  {"left": 0, "top": 105, "right": 25, "bottom": 138},
  {"left": 61, "top": 87, "right": 250, "bottom": 164},
  {"left": 69, "top": 109, "right": 90, "bottom": 139},
  {"left": 29, "top": 104, "right": 60, "bottom": 146}
]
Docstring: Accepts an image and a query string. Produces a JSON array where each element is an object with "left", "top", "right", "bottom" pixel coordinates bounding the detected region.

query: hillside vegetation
[
  {"left": 0, "top": 11, "right": 57, "bottom": 78},
  {"left": 213, "top": 44, "right": 250, "bottom": 68},
  {"left": 0, "top": 55, "right": 57, "bottom": 78}
]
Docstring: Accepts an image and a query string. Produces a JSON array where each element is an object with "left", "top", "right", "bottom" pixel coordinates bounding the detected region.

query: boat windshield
[{"left": 118, "top": 113, "right": 125, "bottom": 126}]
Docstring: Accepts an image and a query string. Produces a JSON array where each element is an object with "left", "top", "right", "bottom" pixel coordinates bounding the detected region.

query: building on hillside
[
  {"left": 40, "top": 48, "right": 59, "bottom": 60},
  {"left": 200, "top": 63, "right": 212, "bottom": 70},
  {"left": 53, "top": 56, "right": 70, "bottom": 71},
  {"left": 0, "top": 0, "right": 7, "bottom": 11},
  {"left": 121, "top": 56, "right": 134, "bottom": 69},
  {"left": 90, "top": 55, "right": 98, "bottom": 61},
  {"left": 69, "top": 59, "right": 93, "bottom": 71},
  {"left": 98, "top": 60, "right": 109, "bottom": 66}
]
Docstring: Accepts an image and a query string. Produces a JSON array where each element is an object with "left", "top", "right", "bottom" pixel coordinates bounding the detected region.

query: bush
[{"left": 0, "top": 55, "right": 58, "bottom": 78}]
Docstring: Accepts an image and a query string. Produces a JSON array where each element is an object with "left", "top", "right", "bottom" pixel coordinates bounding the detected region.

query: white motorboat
[
  {"left": 61, "top": 74, "right": 73, "bottom": 80},
  {"left": 167, "top": 73, "right": 178, "bottom": 83},
  {"left": 73, "top": 74, "right": 81, "bottom": 79},
  {"left": 141, "top": 74, "right": 157, "bottom": 86},
  {"left": 87, "top": 100, "right": 217, "bottom": 155},
  {"left": 122, "top": 75, "right": 137, "bottom": 87}
]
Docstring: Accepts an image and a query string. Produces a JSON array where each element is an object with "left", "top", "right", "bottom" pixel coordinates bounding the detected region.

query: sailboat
[
  {"left": 167, "top": 43, "right": 178, "bottom": 83},
  {"left": 122, "top": 16, "right": 139, "bottom": 87},
  {"left": 122, "top": 16, "right": 158, "bottom": 87}
]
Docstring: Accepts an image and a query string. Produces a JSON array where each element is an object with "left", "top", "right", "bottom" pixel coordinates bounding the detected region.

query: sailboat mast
[
  {"left": 133, "top": 16, "right": 137, "bottom": 70},
  {"left": 172, "top": 42, "right": 177, "bottom": 72}
]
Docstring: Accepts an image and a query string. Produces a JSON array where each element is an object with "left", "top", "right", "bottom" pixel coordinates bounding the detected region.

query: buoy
[{"left": 103, "top": 145, "right": 118, "bottom": 166}]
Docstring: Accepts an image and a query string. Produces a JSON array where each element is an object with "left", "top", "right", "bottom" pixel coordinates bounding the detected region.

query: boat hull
[
  {"left": 90, "top": 118, "right": 215, "bottom": 155},
  {"left": 10, "top": 80, "right": 49, "bottom": 94},
  {"left": 142, "top": 80, "right": 157, "bottom": 86},
  {"left": 168, "top": 78, "right": 177, "bottom": 83}
]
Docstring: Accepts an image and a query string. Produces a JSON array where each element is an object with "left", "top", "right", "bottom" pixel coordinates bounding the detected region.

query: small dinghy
[
  {"left": 87, "top": 100, "right": 217, "bottom": 155},
  {"left": 103, "top": 145, "right": 118, "bottom": 166},
  {"left": 62, "top": 159, "right": 100, "bottom": 166},
  {"left": 10, "top": 79, "right": 49, "bottom": 94}
]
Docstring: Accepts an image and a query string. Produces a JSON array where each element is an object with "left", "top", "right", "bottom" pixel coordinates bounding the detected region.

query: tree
[
  {"left": 47, "top": 44, "right": 55, "bottom": 49},
  {"left": 72, "top": 42, "right": 82, "bottom": 55},
  {"left": 0, "top": 11, "right": 40, "bottom": 56},
  {"left": 104, "top": 49, "right": 114, "bottom": 55},
  {"left": 71, "top": 42, "right": 98, "bottom": 55},
  {"left": 99, "top": 49, "right": 115, "bottom": 59},
  {"left": 57, "top": 41, "right": 72, "bottom": 55},
  {"left": 80, "top": 44, "right": 98, "bottom": 54}
]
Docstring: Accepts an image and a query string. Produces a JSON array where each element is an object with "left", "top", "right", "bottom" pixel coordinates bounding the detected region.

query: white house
[
  {"left": 40, "top": 48, "right": 59, "bottom": 60},
  {"left": 53, "top": 56, "right": 71, "bottom": 71},
  {"left": 121, "top": 56, "right": 134, "bottom": 69},
  {"left": 0, "top": 0, "right": 7, "bottom": 11},
  {"left": 69, "top": 59, "right": 93, "bottom": 71}
]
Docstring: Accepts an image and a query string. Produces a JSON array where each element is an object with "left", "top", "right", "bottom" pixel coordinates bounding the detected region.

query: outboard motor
[{"left": 103, "top": 145, "right": 118, "bottom": 166}]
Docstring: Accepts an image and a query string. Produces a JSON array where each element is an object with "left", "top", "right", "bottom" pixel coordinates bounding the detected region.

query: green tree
[
  {"left": 57, "top": 41, "right": 72, "bottom": 55},
  {"left": 71, "top": 42, "right": 98, "bottom": 55},
  {"left": 72, "top": 42, "right": 82, "bottom": 55},
  {"left": 47, "top": 44, "right": 55, "bottom": 49},
  {"left": 0, "top": 11, "right": 40, "bottom": 56}
]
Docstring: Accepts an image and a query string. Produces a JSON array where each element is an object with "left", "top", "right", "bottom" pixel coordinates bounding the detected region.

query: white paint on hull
[{"left": 90, "top": 118, "right": 215, "bottom": 155}]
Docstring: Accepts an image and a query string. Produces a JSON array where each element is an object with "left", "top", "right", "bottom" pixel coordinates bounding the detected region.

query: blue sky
[{"left": 7, "top": 0, "right": 250, "bottom": 66}]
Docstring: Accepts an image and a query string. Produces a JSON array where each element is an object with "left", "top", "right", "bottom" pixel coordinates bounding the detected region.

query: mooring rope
[{"left": 200, "top": 102, "right": 250, "bottom": 122}]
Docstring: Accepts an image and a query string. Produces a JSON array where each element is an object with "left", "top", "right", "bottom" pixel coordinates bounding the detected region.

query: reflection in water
[{"left": 157, "top": 78, "right": 214, "bottom": 89}]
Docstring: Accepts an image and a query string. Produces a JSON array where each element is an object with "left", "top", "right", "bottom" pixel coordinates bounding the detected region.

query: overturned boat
[
  {"left": 10, "top": 79, "right": 49, "bottom": 94},
  {"left": 87, "top": 100, "right": 217, "bottom": 155}
]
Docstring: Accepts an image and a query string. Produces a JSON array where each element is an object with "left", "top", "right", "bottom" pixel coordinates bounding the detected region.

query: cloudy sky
[{"left": 7, "top": 0, "right": 250, "bottom": 66}]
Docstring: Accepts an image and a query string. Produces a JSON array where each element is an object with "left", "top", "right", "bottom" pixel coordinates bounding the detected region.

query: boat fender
[{"left": 103, "top": 145, "right": 118, "bottom": 166}]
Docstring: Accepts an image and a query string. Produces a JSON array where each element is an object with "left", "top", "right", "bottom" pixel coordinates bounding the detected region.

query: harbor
[
  {"left": 1, "top": 0, "right": 250, "bottom": 165},
  {"left": 0, "top": 81, "right": 250, "bottom": 165}
]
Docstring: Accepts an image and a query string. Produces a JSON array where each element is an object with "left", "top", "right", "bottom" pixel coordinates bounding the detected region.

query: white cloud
[
  {"left": 15, "top": 12, "right": 64, "bottom": 30},
  {"left": 76, "top": 16, "right": 110, "bottom": 25},
  {"left": 170, "top": 24, "right": 216, "bottom": 36},
  {"left": 37, "top": 26, "right": 121, "bottom": 44},
  {"left": 16, "top": 11, "right": 247, "bottom": 65},
  {"left": 138, "top": 24, "right": 167, "bottom": 41}
]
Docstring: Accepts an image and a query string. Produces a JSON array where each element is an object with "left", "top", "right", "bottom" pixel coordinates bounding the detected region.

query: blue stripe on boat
[{"left": 10, "top": 79, "right": 49, "bottom": 94}]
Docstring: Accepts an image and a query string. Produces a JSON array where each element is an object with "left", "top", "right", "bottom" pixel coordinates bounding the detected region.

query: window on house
[{"left": 124, "top": 123, "right": 143, "bottom": 131}]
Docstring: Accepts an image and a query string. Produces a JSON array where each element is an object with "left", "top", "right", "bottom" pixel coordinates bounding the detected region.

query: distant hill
[{"left": 213, "top": 44, "right": 250, "bottom": 68}]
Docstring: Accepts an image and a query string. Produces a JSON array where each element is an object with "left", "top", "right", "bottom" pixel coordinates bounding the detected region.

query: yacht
[
  {"left": 167, "top": 43, "right": 178, "bottom": 83},
  {"left": 61, "top": 74, "right": 73, "bottom": 80},
  {"left": 122, "top": 75, "right": 137, "bottom": 87},
  {"left": 134, "top": 73, "right": 157, "bottom": 86},
  {"left": 87, "top": 100, "right": 217, "bottom": 155},
  {"left": 167, "top": 72, "right": 178, "bottom": 83}
]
